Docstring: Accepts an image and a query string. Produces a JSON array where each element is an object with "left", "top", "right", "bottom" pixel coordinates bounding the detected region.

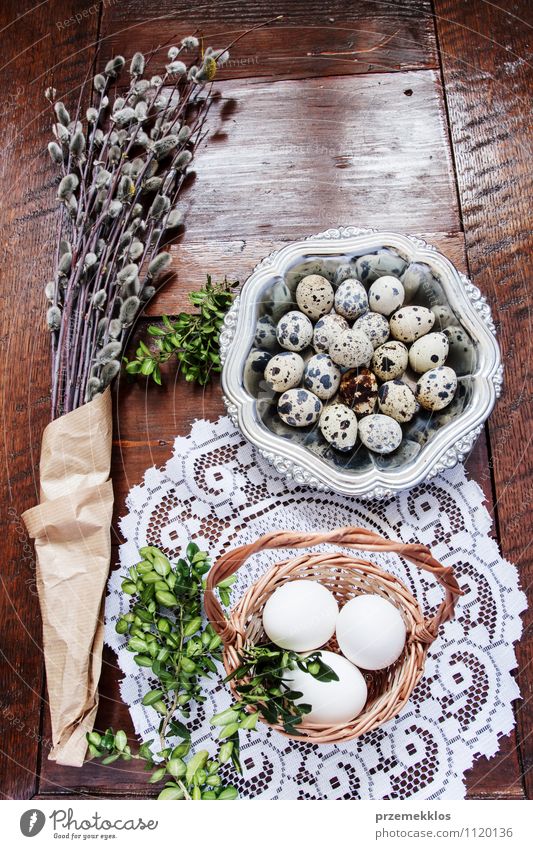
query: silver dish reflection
[{"left": 220, "top": 228, "right": 502, "bottom": 499}]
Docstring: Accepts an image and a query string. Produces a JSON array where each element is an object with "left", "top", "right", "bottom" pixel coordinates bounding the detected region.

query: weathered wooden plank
[
  {"left": 101, "top": 0, "right": 438, "bottom": 82},
  {"left": 435, "top": 0, "right": 532, "bottom": 799},
  {"left": 0, "top": 0, "right": 103, "bottom": 800}
]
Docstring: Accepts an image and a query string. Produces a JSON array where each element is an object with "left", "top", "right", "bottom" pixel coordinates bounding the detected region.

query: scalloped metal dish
[{"left": 221, "top": 228, "right": 502, "bottom": 499}]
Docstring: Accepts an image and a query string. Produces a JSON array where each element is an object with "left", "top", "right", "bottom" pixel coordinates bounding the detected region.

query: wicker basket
[{"left": 205, "top": 527, "right": 461, "bottom": 744}]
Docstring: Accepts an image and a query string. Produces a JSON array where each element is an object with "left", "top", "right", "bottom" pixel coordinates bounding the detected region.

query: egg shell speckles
[
  {"left": 296, "top": 274, "right": 334, "bottom": 320},
  {"left": 355, "top": 250, "right": 407, "bottom": 285},
  {"left": 358, "top": 414, "right": 403, "bottom": 454},
  {"left": 431, "top": 304, "right": 456, "bottom": 330},
  {"left": 334, "top": 278, "right": 369, "bottom": 320},
  {"left": 244, "top": 349, "right": 271, "bottom": 377},
  {"left": 371, "top": 340, "right": 409, "bottom": 381},
  {"left": 353, "top": 312, "right": 390, "bottom": 349},
  {"left": 339, "top": 367, "right": 378, "bottom": 415},
  {"left": 276, "top": 310, "right": 314, "bottom": 352},
  {"left": 312, "top": 312, "right": 349, "bottom": 353},
  {"left": 415, "top": 366, "right": 458, "bottom": 411},
  {"left": 368, "top": 276, "right": 405, "bottom": 316},
  {"left": 254, "top": 315, "right": 278, "bottom": 351},
  {"left": 329, "top": 329, "right": 373, "bottom": 369},
  {"left": 264, "top": 352, "right": 304, "bottom": 392},
  {"left": 389, "top": 305, "right": 435, "bottom": 343},
  {"left": 378, "top": 380, "right": 419, "bottom": 423},
  {"left": 303, "top": 353, "right": 342, "bottom": 400},
  {"left": 278, "top": 388, "right": 323, "bottom": 427},
  {"left": 409, "top": 332, "right": 450, "bottom": 373},
  {"left": 400, "top": 262, "right": 434, "bottom": 302},
  {"left": 319, "top": 404, "right": 358, "bottom": 451}
]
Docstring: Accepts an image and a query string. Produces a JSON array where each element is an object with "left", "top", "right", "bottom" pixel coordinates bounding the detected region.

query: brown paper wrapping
[{"left": 22, "top": 388, "right": 113, "bottom": 767}]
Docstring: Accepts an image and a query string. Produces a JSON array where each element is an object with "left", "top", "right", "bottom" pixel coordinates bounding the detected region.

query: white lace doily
[{"left": 105, "top": 416, "right": 526, "bottom": 800}]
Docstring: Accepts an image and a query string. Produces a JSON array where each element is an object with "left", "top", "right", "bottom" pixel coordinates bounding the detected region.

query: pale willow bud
[
  {"left": 136, "top": 130, "right": 150, "bottom": 148},
  {"left": 113, "top": 107, "right": 136, "bottom": 125},
  {"left": 107, "top": 199, "right": 123, "bottom": 218},
  {"left": 148, "top": 252, "right": 171, "bottom": 278},
  {"left": 44, "top": 281, "right": 55, "bottom": 301},
  {"left": 166, "top": 60, "right": 186, "bottom": 76},
  {"left": 93, "top": 73, "right": 106, "bottom": 92},
  {"left": 100, "top": 360, "right": 121, "bottom": 386},
  {"left": 54, "top": 101, "right": 70, "bottom": 126},
  {"left": 67, "top": 195, "right": 78, "bottom": 217},
  {"left": 178, "top": 125, "right": 191, "bottom": 142},
  {"left": 168, "top": 46, "right": 179, "bottom": 60},
  {"left": 150, "top": 75, "right": 162, "bottom": 86},
  {"left": 135, "top": 101, "right": 148, "bottom": 121},
  {"left": 165, "top": 208, "right": 184, "bottom": 229},
  {"left": 91, "top": 290, "right": 107, "bottom": 309},
  {"left": 97, "top": 341, "right": 122, "bottom": 363},
  {"left": 130, "top": 52, "right": 145, "bottom": 75},
  {"left": 129, "top": 242, "right": 144, "bottom": 261},
  {"left": 140, "top": 284, "right": 156, "bottom": 301},
  {"left": 59, "top": 252, "right": 72, "bottom": 275},
  {"left": 69, "top": 130, "right": 86, "bottom": 156},
  {"left": 175, "top": 150, "right": 192, "bottom": 169},
  {"left": 143, "top": 176, "right": 163, "bottom": 193},
  {"left": 101, "top": 96, "right": 109, "bottom": 108},
  {"left": 108, "top": 145, "right": 121, "bottom": 164},
  {"left": 45, "top": 86, "right": 57, "bottom": 102},
  {"left": 112, "top": 98, "right": 126, "bottom": 113},
  {"left": 215, "top": 50, "right": 230, "bottom": 66},
  {"left": 148, "top": 194, "right": 170, "bottom": 219},
  {"left": 153, "top": 135, "right": 178, "bottom": 160},
  {"left": 59, "top": 239, "right": 71, "bottom": 256},
  {"left": 84, "top": 252, "right": 97, "bottom": 268},
  {"left": 48, "top": 141, "right": 63, "bottom": 164},
  {"left": 86, "top": 107, "right": 98, "bottom": 123},
  {"left": 95, "top": 168, "right": 111, "bottom": 188},
  {"left": 119, "top": 295, "right": 140, "bottom": 326},
  {"left": 85, "top": 377, "right": 102, "bottom": 403},
  {"left": 134, "top": 79, "right": 150, "bottom": 94},
  {"left": 181, "top": 36, "right": 199, "bottom": 50},
  {"left": 47, "top": 305, "right": 61, "bottom": 331},
  {"left": 117, "top": 263, "right": 139, "bottom": 286},
  {"left": 118, "top": 175, "right": 134, "bottom": 200},
  {"left": 108, "top": 318, "right": 122, "bottom": 339},
  {"left": 94, "top": 128, "right": 104, "bottom": 145},
  {"left": 105, "top": 55, "right": 125, "bottom": 77},
  {"left": 54, "top": 123, "right": 70, "bottom": 143}
]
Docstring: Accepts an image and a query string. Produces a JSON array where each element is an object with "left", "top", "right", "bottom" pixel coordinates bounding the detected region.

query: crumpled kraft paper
[{"left": 22, "top": 388, "right": 113, "bottom": 767}]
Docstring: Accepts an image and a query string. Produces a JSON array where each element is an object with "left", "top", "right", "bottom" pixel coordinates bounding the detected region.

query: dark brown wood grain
[
  {"left": 100, "top": 0, "right": 437, "bottom": 82},
  {"left": 0, "top": 0, "right": 104, "bottom": 800},
  {"left": 434, "top": 0, "right": 533, "bottom": 799}
]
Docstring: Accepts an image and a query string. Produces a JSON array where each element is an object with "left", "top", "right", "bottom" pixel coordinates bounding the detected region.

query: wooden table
[{"left": 0, "top": 0, "right": 531, "bottom": 800}]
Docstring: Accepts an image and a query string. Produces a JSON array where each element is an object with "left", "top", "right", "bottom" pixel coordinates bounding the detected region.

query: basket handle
[{"left": 205, "top": 527, "right": 462, "bottom": 645}]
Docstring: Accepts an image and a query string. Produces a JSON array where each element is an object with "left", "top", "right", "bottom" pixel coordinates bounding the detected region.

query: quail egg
[
  {"left": 303, "top": 353, "right": 342, "bottom": 400},
  {"left": 389, "top": 305, "right": 435, "bottom": 343},
  {"left": 313, "top": 312, "right": 349, "bottom": 353},
  {"left": 277, "top": 388, "right": 323, "bottom": 427},
  {"left": 276, "top": 310, "right": 314, "bottom": 352},
  {"left": 378, "top": 380, "right": 419, "bottom": 423},
  {"left": 264, "top": 352, "right": 304, "bottom": 392},
  {"left": 358, "top": 414, "right": 403, "bottom": 454},
  {"left": 329, "top": 329, "right": 373, "bottom": 369},
  {"left": 371, "top": 340, "right": 409, "bottom": 381},
  {"left": 368, "top": 276, "right": 405, "bottom": 316},
  {"left": 319, "top": 404, "right": 358, "bottom": 452},
  {"left": 409, "top": 332, "right": 450, "bottom": 373},
  {"left": 355, "top": 250, "right": 407, "bottom": 285},
  {"left": 431, "top": 304, "right": 456, "bottom": 330},
  {"left": 444, "top": 325, "right": 476, "bottom": 372},
  {"left": 296, "top": 274, "right": 334, "bottom": 320},
  {"left": 244, "top": 349, "right": 272, "bottom": 391},
  {"left": 339, "top": 367, "right": 378, "bottom": 415},
  {"left": 334, "top": 262, "right": 358, "bottom": 286},
  {"left": 334, "top": 278, "right": 369, "bottom": 320},
  {"left": 400, "top": 262, "right": 434, "bottom": 302},
  {"left": 254, "top": 315, "right": 278, "bottom": 351},
  {"left": 353, "top": 312, "right": 390, "bottom": 349},
  {"left": 415, "top": 366, "right": 458, "bottom": 411}
]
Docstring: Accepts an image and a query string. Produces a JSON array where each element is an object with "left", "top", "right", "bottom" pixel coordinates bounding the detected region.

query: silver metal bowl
[{"left": 220, "top": 227, "right": 502, "bottom": 498}]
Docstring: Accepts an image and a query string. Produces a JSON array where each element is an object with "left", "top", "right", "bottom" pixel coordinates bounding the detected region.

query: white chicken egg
[
  {"left": 262, "top": 580, "right": 339, "bottom": 652},
  {"left": 368, "top": 276, "right": 405, "bottom": 316},
  {"left": 283, "top": 650, "right": 368, "bottom": 725},
  {"left": 336, "top": 594, "right": 407, "bottom": 671}
]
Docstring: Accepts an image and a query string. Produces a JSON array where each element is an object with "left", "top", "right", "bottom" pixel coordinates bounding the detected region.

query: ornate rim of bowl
[{"left": 220, "top": 227, "right": 503, "bottom": 499}]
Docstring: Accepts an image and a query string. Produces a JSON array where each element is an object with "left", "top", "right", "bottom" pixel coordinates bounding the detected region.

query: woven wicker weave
[{"left": 205, "top": 527, "right": 461, "bottom": 744}]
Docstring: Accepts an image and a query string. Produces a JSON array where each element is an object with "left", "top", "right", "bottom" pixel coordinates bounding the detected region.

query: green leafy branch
[{"left": 125, "top": 275, "right": 237, "bottom": 385}]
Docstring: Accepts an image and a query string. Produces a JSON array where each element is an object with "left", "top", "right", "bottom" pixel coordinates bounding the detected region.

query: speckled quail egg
[
  {"left": 312, "top": 312, "right": 349, "bottom": 353},
  {"left": 444, "top": 325, "right": 475, "bottom": 365},
  {"left": 303, "top": 353, "right": 342, "bottom": 400},
  {"left": 368, "top": 276, "right": 405, "bottom": 316},
  {"left": 264, "top": 352, "right": 304, "bottom": 392},
  {"left": 319, "top": 404, "right": 358, "bottom": 452},
  {"left": 334, "top": 278, "right": 369, "bottom": 320},
  {"left": 277, "top": 388, "right": 323, "bottom": 427},
  {"left": 358, "top": 414, "right": 403, "bottom": 454},
  {"left": 296, "top": 274, "right": 334, "bottom": 320},
  {"left": 254, "top": 315, "right": 278, "bottom": 351},
  {"left": 339, "top": 367, "right": 378, "bottom": 415},
  {"left": 353, "top": 312, "right": 390, "bottom": 349},
  {"left": 378, "top": 380, "right": 420, "bottom": 423},
  {"left": 431, "top": 304, "right": 456, "bottom": 330},
  {"left": 329, "top": 329, "right": 373, "bottom": 369},
  {"left": 389, "top": 305, "right": 435, "bottom": 343},
  {"left": 409, "top": 332, "right": 450, "bottom": 373},
  {"left": 276, "top": 310, "right": 314, "bottom": 352},
  {"left": 355, "top": 250, "right": 407, "bottom": 285},
  {"left": 244, "top": 349, "right": 272, "bottom": 391},
  {"left": 334, "top": 262, "right": 358, "bottom": 286},
  {"left": 371, "top": 340, "right": 409, "bottom": 381},
  {"left": 415, "top": 366, "right": 458, "bottom": 411},
  {"left": 400, "top": 262, "right": 434, "bottom": 302}
]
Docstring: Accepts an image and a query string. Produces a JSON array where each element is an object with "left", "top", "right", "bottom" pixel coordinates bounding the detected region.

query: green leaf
[
  {"left": 148, "top": 767, "right": 167, "bottom": 784},
  {"left": 185, "top": 750, "right": 209, "bottom": 785},
  {"left": 217, "top": 786, "right": 238, "bottom": 800},
  {"left": 211, "top": 707, "right": 239, "bottom": 727},
  {"left": 169, "top": 719, "right": 191, "bottom": 741},
  {"left": 114, "top": 730, "right": 127, "bottom": 751},
  {"left": 158, "top": 786, "right": 184, "bottom": 800}
]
